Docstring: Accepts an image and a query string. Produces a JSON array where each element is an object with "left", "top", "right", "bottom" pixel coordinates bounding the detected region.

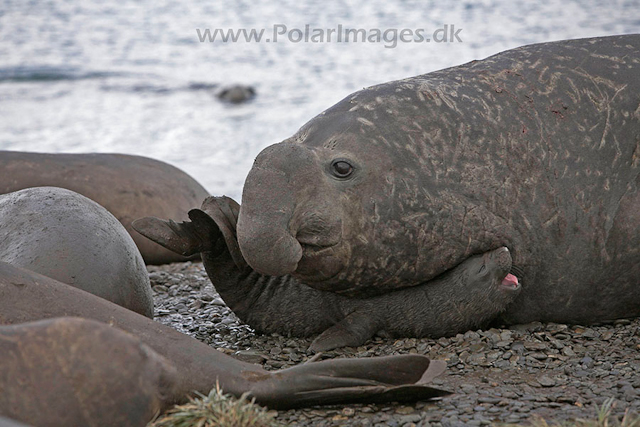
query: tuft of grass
[
  {"left": 497, "top": 398, "right": 640, "bottom": 427},
  {"left": 148, "top": 384, "right": 280, "bottom": 427}
]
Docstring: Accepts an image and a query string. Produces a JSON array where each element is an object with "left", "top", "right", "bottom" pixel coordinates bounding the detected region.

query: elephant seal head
[{"left": 238, "top": 87, "right": 516, "bottom": 297}]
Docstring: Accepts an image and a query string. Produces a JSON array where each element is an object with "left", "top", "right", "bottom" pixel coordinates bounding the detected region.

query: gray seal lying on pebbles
[
  {"left": 0, "top": 187, "right": 153, "bottom": 317},
  {"left": 134, "top": 196, "right": 521, "bottom": 351},
  {"left": 217, "top": 35, "right": 638, "bottom": 325}
]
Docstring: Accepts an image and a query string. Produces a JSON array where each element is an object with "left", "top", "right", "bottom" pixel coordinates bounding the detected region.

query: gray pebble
[{"left": 538, "top": 376, "right": 556, "bottom": 387}]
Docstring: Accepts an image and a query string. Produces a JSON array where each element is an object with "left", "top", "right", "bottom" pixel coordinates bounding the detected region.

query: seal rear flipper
[
  {"left": 309, "top": 311, "right": 379, "bottom": 352},
  {"left": 253, "top": 354, "right": 450, "bottom": 409},
  {"left": 132, "top": 213, "right": 221, "bottom": 257}
]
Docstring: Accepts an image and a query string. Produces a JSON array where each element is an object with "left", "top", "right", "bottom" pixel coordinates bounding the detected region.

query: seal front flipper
[
  {"left": 132, "top": 212, "right": 222, "bottom": 257},
  {"left": 310, "top": 311, "right": 380, "bottom": 352},
  {"left": 133, "top": 196, "right": 248, "bottom": 268}
]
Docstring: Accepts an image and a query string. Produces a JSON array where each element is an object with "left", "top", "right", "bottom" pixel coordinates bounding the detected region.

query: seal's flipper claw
[
  {"left": 309, "top": 312, "right": 379, "bottom": 352},
  {"left": 132, "top": 214, "right": 220, "bottom": 257},
  {"left": 254, "top": 354, "right": 451, "bottom": 409}
]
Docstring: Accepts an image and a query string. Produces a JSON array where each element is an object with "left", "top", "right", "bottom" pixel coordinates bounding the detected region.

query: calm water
[{"left": 1, "top": 0, "right": 639, "bottom": 200}]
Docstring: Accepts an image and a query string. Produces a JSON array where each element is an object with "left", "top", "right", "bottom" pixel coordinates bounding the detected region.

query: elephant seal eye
[{"left": 331, "top": 160, "right": 353, "bottom": 178}]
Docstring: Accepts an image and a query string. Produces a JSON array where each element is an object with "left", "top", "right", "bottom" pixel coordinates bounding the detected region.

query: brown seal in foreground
[
  {"left": 0, "top": 260, "right": 450, "bottom": 419},
  {"left": 0, "top": 151, "right": 210, "bottom": 265},
  {"left": 0, "top": 318, "right": 178, "bottom": 427},
  {"left": 0, "top": 187, "right": 153, "bottom": 317}
]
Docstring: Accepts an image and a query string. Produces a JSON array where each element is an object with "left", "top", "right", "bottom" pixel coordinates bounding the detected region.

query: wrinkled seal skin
[
  {"left": 133, "top": 197, "right": 521, "bottom": 351},
  {"left": 0, "top": 261, "right": 450, "bottom": 410},
  {"left": 0, "top": 151, "right": 210, "bottom": 265},
  {"left": 0, "top": 187, "right": 153, "bottom": 317},
  {"left": 0, "top": 318, "right": 178, "bottom": 427},
  {"left": 235, "top": 35, "right": 640, "bottom": 325}
]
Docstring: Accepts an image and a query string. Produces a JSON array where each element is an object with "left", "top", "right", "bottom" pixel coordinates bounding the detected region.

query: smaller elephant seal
[
  {"left": 134, "top": 196, "right": 521, "bottom": 351},
  {"left": 0, "top": 187, "right": 153, "bottom": 317},
  {"left": 0, "top": 317, "right": 178, "bottom": 427},
  {"left": 0, "top": 260, "right": 450, "bottom": 409},
  {"left": 217, "top": 84, "right": 256, "bottom": 103},
  {"left": 309, "top": 246, "right": 520, "bottom": 351},
  {"left": 0, "top": 151, "right": 210, "bottom": 265}
]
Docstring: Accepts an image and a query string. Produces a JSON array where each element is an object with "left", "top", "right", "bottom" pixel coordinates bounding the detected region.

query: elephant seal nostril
[{"left": 493, "top": 247, "right": 512, "bottom": 272}]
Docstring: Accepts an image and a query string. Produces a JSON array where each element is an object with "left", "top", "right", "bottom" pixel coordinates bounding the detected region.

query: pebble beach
[{"left": 149, "top": 261, "right": 640, "bottom": 426}]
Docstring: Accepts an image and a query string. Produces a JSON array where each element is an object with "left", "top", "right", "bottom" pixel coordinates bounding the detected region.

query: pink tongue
[{"left": 502, "top": 273, "right": 519, "bottom": 288}]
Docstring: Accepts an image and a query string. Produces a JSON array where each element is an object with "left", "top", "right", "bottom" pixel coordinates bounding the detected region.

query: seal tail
[{"left": 254, "top": 355, "right": 451, "bottom": 409}]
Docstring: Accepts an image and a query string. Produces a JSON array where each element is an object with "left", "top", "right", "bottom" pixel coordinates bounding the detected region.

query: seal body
[
  {"left": 0, "top": 261, "right": 450, "bottom": 410},
  {"left": 231, "top": 35, "right": 639, "bottom": 325},
  {"left": 134, "top": 196, "right": 521, "bottom": 351},
  {"left": 0, "top": 187, "right": 153, "bottom": 317},
  {"left": 0, "top": 318, "right": 178, "bottom": 427},
  {"left": 0, "top": 151, "right": 210, "bottom": 264}
]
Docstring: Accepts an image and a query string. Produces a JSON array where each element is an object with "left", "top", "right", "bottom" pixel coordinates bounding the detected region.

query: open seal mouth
[
  {"left": 501, "top": 273, "right": 520, "bottom": 290},
  {"left": 293, "top": 237, "right": 345, "bottom": 285},
  {"left": 296, "top": 241, "right": 341, "bottom": 276},
  {"left": 503, "top": 264, "right": 523, "bottom": 290},
  {"left": 491, "top": 247, "right": 521, "bottom": 291}
]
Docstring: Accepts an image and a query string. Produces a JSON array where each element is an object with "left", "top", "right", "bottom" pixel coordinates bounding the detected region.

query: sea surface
[{"left": 1, "top": 0, "right": 639, "bottom": 200}]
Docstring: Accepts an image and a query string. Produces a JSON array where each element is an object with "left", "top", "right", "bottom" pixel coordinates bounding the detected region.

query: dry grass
[
  {"left": 498, "top": 398, "right": 640, "bottom": 427},
  {"left": 147, "top": 384, "right": 279, "bottom": 427}
]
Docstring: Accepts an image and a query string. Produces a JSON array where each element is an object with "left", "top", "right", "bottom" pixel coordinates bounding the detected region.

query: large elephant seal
[
  {"left": 0, "top": 318, "right": 178, "bottom": 427},
  {"left": 0, "top": 261, "right": 450, "bottom": 410},
  {"left": 134, "top": 196, "right": 521, "bottom": 351},
  {"left": 206, "top": 35, "right": 638, "bottom": 326},
  {"left": 0, "top": 151, "right": 210, "bottom": 264},
  {"left": 0, "top": 187, "right": 153, "bottom": 317}
]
